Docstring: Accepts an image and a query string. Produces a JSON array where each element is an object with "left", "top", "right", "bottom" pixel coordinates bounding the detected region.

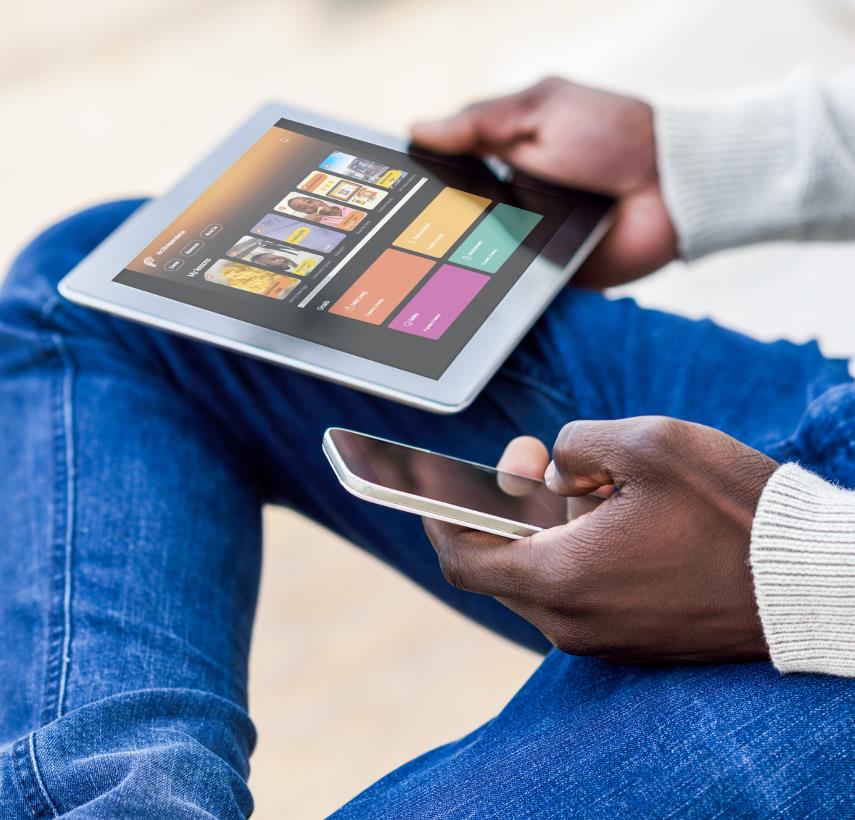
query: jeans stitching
[
  {"left": 28, "top": 734, "right": 59, "bottom": 817},
  {"left": 39, "top": 332, "right": 75, "bottom": 725},
  {"left": 54, "top": 333, "right": 76, "bottom": 720},
  {"left": 11, "top": 736, "right": 56, "bottom": 818}
]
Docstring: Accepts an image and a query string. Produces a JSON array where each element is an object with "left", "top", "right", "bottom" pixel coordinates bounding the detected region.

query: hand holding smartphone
[{"left": 323, "top": 428, "right": 601, "bottom": 539}]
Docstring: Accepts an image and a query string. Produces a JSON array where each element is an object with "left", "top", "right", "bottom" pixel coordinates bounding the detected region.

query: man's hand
[
  {"left": 424, "top": 419, "right": 779, "bottom": 664},
  {"left": 411, "top": 77, "right": 678, "bottom": 288}
]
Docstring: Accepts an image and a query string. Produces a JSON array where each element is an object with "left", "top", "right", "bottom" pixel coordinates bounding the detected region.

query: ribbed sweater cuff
[
  {"left": 653, "top": 69, "right": 855, "bottom": 261},
  {"left": 751, "top": 463, "right": 855, "bottom": 677}
]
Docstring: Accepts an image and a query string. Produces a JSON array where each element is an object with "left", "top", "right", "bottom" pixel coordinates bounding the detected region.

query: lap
[
  {"left": 5, "top": 202, "right": 848, "bottom": 648},
  {"left": 336, "top": 651, "right": 855, "bottom": 818},
  {"left": 8, "top": 201, "right": 849, "bottom": 653},
  {"left": 2, "top": 200, "right": 853, "bottom": 815},
  {"left": 4, "top": 200, "right": 852, "bottom": 655}
]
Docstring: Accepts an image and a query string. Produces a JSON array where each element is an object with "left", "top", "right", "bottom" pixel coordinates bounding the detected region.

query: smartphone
[{"left": 323, "top": 427, "right": 599, "bottom": 539}]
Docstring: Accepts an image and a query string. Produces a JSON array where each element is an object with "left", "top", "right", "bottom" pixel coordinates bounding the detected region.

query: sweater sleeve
[
  {"left": 750, "top": 463, "right": 855, "bottom": 677},
  {"left": 653, "top": 68, "right": 855, "bottom": 261}
]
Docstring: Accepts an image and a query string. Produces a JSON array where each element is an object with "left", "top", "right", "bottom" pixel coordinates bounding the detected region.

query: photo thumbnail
[
  {"left": 204, "top": 259, "right": 299, "bottom": 300},
  {"left": 251, "top": 213, "right": 346, "bottom": 253},
  {"left": 226, "top": 235, "right": 322, "bottom": 276},
  {"left": 274, "top": 192, "right": 367, "bottom": 231},
  {"left": 331, "top": 181, "right": 387, "bottom": 209},
  {"left": 297, "top": 170, "right": 342, "bottom": 197},
  {"left": 319, "top": 151, "right": 408, "bottom": 189},
  {"left": 298, "top": 171, "right": 388, "bottom": 209}
]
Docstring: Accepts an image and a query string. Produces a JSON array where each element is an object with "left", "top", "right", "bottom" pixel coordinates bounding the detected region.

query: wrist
[
  {"left": 619, "top": 98, "right": 659, "bottom": 195},
  {"left": 636, "top": 101, "right": 660, "bottom": 191}
]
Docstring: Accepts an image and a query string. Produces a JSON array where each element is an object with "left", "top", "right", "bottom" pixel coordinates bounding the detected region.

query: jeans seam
[
  {"left": 28, "top": 734, "right": 59, "bottom": 818},
  {"left": 11, "top": 735, "right": 58, "bottom": 818},
  {"left": 40, "top": 331, "right": 76, "bottom": 725}
]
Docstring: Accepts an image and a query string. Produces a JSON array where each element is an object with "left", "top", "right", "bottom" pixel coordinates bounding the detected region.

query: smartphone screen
[{"left": 327, "top": 428, "right": 570, "bottom": 530}]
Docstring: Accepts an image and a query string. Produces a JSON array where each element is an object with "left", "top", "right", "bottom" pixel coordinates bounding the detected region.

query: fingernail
[{"left": 544, "top": 461, "right": 556, "bottom": 486}]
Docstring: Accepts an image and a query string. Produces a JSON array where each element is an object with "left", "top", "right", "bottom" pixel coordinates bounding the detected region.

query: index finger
[
  {"left": 424, "top": 517, "right": 552, "bottom": 600},
  {"left": 410, "top": 86, "right": 540, "bottom": 155},
  {"left": 497, "top": 436, "right": 549, "bottom": 496}
]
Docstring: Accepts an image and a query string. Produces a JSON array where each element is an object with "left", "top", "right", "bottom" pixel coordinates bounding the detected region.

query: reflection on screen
[{"left": 331, "top": 429, "right": 569, "bottom": 530}]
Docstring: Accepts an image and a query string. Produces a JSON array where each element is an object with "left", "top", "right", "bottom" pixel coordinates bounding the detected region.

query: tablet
[{"left": 59, "top": 104, "right": 614, "bottom": 413}]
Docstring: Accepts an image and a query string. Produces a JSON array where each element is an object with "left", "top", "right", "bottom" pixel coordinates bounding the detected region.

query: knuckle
[
  {"left": 537, "top": 75, "right": 565, "bottom": 92},
  {"left": 423, "top": 518, "right": 452, "bottom": 551},
  {"left": 437, "top": 547, "right": 475, "bottom": 592},
  {"left": 556, "top": 418, "right": 583, "bottom": 444},
  {"left": 614, "top": 417, "right": 683, "bottom": 477},
  {"left": 631, "top": 416, "right": 681, "bottom": 451},
  {"left": 461, "top": 100, "right": 488, "bottom": 119},
  {"left": 552, "top": 624, "right": 604, "bottom": 657},
  {"left": 554, "top": 420, "right": 587, "bottom": 464},
  {"left": 437, "top": 548, "right": 463, "bottom": 588},
  {"left": 422, "top": 517, "right": 440, "bottom": 542}
]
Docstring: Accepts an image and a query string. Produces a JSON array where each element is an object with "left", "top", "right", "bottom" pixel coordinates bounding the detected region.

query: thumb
[
  {"left": 545, "top": 420, "right": 636, "bottom": 497},
  {"left": 411, "top": 90, "right": 537, "bottom": 155},
  {"left": 410, "top": 112, "right": 482, "bottom": 155}
]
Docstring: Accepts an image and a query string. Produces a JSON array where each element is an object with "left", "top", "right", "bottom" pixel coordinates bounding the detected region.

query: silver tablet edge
[{"left": 57, "top": 103, "right": 616, "bottom": 414}]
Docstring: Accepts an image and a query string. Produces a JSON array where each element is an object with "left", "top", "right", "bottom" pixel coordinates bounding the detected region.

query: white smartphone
[{"left": 323, "top": 427, "right": 599, "bottom": 539}]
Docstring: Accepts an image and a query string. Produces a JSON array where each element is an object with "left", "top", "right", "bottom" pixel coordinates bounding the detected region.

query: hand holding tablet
[{"left": 60, "top": 103, "right": 613, "bottom": 412}]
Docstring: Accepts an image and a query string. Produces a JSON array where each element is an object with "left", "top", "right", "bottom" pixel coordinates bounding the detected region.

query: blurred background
[{"left": 4, "top": 0, "right": 855, "bottom": 816}]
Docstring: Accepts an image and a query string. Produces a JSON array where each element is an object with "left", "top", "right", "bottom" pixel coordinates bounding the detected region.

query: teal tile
[{"left": 449, "top": 203, "right": 542, "bottom": 273}]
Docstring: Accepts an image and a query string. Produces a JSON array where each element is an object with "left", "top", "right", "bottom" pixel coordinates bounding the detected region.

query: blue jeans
[{"left": 1, "top": 200, "right": 854, "bottom": 818}]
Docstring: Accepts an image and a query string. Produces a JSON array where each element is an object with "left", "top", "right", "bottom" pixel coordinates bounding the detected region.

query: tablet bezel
[{"left": 59, "top": 103, "right": 614, "bottom": 413}]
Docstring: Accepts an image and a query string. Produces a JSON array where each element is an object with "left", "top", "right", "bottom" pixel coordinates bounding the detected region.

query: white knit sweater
[{"left": 654, "top": 68, "right": 855, "bottom": 677}]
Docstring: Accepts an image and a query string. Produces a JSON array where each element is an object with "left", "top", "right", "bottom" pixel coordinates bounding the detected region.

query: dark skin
[
  {"left": 413, "top": 79, "right": 779, "bottom": 663},
  {"left": 287, "top": 196, "right": 342, "bottom": 218},
  {"left": 412, "top": 77, "right": 677, "bottom": 287},
  {"left": 253, "top": 252, "right": 295, "bottom": 271}
]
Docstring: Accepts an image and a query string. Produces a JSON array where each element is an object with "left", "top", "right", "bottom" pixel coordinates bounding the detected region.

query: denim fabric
[{"left": 0, "top": 200, "right": 853, "bottom": 818}]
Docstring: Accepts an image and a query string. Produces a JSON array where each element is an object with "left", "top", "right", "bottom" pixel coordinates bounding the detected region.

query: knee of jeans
[
  {"left": 1, "top": 200, "right": 146, "bottom": 334},
  {"left": 0, "top": 202, "right": 185, "bottom": 375},
  {"left": 6, "top": 688, "right": 255, "bottom": 819}
]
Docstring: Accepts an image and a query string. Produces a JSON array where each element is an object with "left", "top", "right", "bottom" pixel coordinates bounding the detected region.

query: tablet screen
[{"left": 116, "top": 118, "right": 580, "bottom": 379}]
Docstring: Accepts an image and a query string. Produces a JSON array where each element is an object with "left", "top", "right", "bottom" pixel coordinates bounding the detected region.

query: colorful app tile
[
  {"left": 319, "top": 151, "right": 408, "bottom": 189},
  {"left": 329, "top": 249, "right": 433, "bottom": 325},
  {"left": 389, "top": 264, "right": 489, "bottom": 340},
  {"left": 375, "top": 169, "right": 404, "bottom": 188},
  {"left": 327, "top": 180, "right": 362, "bottom": 201},
  {"left": 347, "top": 184, "right": 387, "bottom": 210},
  {"left": 251, "top": 214, "right": 345, "bottom": 253},
  {"left": 274, "top": 192, "right": 367, "bottom": 232},
  {"left": 226, "top": 235, "right": 322, "bottom": 277},
  {"left": 204, "top": 258, "right": 299, "bottom": 300},
  {"left": 450, "top": 204, "right": 543, "bottom": 273},
  {"left": 297, "top": 171, "right": 341, "bottom": 197},
  {"left": 298, "top": 173, "right": 388, "bottom": 209},
  {"left": 393, "top": 187, "right": 491, "bottom": 258}
]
